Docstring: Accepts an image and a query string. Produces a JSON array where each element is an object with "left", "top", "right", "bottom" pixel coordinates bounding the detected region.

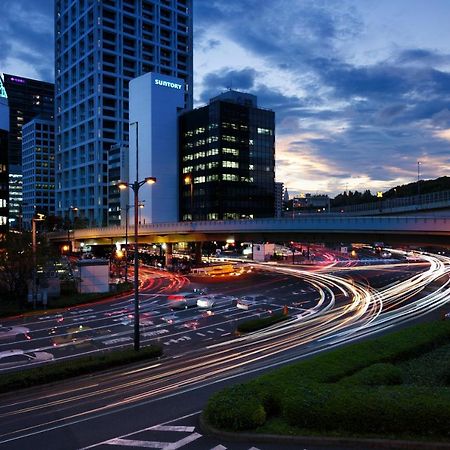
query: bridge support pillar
[
  {"left": 195, "top": 241, "right": 203, "bottom": 265},
  {"left": 165, "top": 243, "right": 173, "bottom": 268}
]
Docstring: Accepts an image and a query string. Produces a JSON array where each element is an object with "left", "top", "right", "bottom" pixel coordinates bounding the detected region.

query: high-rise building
[
  {"left": 1, "top": 74, "right": 54, "bottom": 228},
  {"left": 55, "top": 0, "right": 193, "bottom": 227},
  {"left": 128, "top": 72, "right": 185, "bottom": 224},
  {"left": 275, "top": 182, "right": 284, "bottom": 218},
  {"left": 179, "top": 90, "right": 275, "bottom": 221},
  {"left": 0, "top": 77, "right": 8, "bottom": 236},
  {"left": 22, "top": 118, "right": 55, "bottom": 229}
]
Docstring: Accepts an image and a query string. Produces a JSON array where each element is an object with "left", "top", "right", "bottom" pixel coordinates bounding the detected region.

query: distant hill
[{"left": 331, "top": 176, "right": 450, "bottom": 207}]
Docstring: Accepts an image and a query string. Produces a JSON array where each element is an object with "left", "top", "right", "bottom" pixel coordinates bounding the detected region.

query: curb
[{"left": 199, "top": 413, "right": 450, "bottom": 450}]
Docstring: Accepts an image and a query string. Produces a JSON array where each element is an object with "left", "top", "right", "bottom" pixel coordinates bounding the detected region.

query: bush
[
  {"left": 236, "top": 313, "right": 288, "bottom": 333},
  {"left": 0, "top": 344, "right": 163, "bottom": 393},
  {"left": 204, "top": 385, "right": 266, "bottom": 430},
  {"left": 204, "top": 320, "right": 450, "bottom": 439},
  {"left": 340, "top": 363, "right": 403, "bottom": 386}
]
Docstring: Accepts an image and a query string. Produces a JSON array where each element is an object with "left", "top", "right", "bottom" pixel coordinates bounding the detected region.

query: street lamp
[
  {"left": 122, "top": 202, "right": 144, "bottom": 283},
  {"left": 32, "top": 213, "right": 46, "bottom": 309},
  {"left": 66, "top": 206, "right": 78, "bottom": 253},
  {"left": 184, "top": 175, "right": 193, "bottom": 220},
  {"left": 118, "top": 176, "right": 156, "bottom": 351},
  {"left": 417, "top": 161, "right": 422, "bottom": 205}
]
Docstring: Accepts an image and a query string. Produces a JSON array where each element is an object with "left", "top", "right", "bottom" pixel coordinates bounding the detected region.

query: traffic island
[
  {"left": 202, "top": 320, "right": 450, "bottom": 447},
  {"left": 0, "top": 344, "right": 162, "bottom": 393}
]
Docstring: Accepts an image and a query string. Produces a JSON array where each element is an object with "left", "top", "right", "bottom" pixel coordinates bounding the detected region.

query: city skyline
[{"left": 1, "top": 0, "right": 450, "bottom": 197}]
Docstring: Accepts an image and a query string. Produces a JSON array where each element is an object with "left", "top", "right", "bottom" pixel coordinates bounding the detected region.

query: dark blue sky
[{"left": 2, "top": 0, "right": 450, "bottom": 195}]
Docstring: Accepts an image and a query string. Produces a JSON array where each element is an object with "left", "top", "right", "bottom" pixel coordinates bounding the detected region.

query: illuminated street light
[
  {"left": 32, "top": 213, "right": 45, "bottom": 309},
  {"left": 117, "top": 177, "right": 156, "bottom": 351},
  {"left": 184, "top": 175, "right": 193, "bottom": 220}
]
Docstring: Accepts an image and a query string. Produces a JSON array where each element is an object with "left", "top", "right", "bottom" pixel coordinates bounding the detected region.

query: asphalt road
[{"left": 0, "top": 254, "right": 448, "bottom": 450}]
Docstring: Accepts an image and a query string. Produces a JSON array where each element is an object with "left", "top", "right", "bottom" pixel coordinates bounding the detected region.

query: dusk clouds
[{"left": 2, "top": 0, "right": 450, "bottom": 196}]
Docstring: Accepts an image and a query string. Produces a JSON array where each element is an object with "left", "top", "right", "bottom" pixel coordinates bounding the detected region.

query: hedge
[
  {"left": 0, "top": 344, "right": 162, "bottom": 393},
  {"left": 204, "top": 320, "right": 450, "bottom": 439},
  {"left": 236, "top": 313, "right": 288, "bottom": 333}
]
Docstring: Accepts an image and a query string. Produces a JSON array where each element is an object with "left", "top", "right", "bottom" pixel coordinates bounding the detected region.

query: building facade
[
  {"left": 55, "top": 0, "right": 193, "bottom": 227},
  {"left": 1, "top": 74, "right": 54, "bottom": 228},
  {"left": 128, "top": 72, "right": 185, "bottom": 224},
  {"left": 22, "top": 118, "right": 55, "bottom": 229},
  {"left": 179, "top": 90, "right": 275, "bottom": 221},
  {"left": 275, "top": 181, "right": 284, "bottom": 218},
  {"left": 0, "top": 77, "right": 8, "bottom": 236}
]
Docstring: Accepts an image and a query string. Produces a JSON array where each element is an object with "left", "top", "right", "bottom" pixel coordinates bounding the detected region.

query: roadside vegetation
[
  {"left": 204, "top": 320, "right": 450, "bottom": 442},
  {"left": 0, "top": 344, "right": 162, "bottom": 393},
  {"left": 236, "top": 312, "right": 289, "bottom": 334}
]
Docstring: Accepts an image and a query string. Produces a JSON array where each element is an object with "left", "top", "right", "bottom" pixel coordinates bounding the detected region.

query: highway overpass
[{"left": 48, "top": 215, "right": 450, "bottom": 248}]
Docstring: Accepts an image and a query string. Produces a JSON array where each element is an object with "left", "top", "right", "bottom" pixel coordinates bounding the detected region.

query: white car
[
  {"left": 0, "top": 325, "right": 31, "bottom": 341},
  {"left": 0, "top": 349, "right": 54, "bottom": 369},
  {"left": 197, "top": 296, "right": 216, "bottom": 309}
]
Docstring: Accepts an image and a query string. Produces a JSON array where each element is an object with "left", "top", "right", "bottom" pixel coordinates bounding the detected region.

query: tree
[{"left": 0, "top": 232, "right": 57, "bottom": 308}]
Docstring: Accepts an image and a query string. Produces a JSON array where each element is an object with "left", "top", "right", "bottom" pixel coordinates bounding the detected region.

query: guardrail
[{"left": 48, "top": 215, "right": 450, "bottom": 242}]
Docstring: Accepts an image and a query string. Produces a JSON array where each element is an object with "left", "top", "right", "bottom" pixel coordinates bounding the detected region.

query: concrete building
[
  {"left": 55, "top": 0, "right": 193, "bottom": 227},
  {"left": 22, "top": 118, "right": 55, "bottom": 229},
  {"left": 0, "top": 77, "right": 8, "bottom": 236},
  {"left": 179, "top": 90, "right": 276, "bottom": 220},
  {"left": 275, "top": 182, "right": 284, "bottom": 218},
  {"left": 128, "top": 72, "right": 185, "bottom": 224},
  {"left": 1, "top": 74, "right": 54, "bottom": 228}
]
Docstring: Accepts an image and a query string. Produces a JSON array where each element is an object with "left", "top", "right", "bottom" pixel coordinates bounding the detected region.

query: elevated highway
[{"left": 48, "top": 215, "right": 450, "bottom": 247}]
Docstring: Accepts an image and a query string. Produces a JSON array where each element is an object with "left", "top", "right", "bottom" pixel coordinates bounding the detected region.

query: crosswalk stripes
[{"left": 209, "top": 445, "right": 227, "bottom": 450}]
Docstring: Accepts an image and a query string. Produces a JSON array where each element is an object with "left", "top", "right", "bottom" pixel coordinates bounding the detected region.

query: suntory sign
[{"left": 154, "top": 79, "right": 182, "bottom": 90}]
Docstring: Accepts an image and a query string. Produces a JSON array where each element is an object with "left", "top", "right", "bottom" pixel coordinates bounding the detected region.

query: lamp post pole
[
  {"left": 31, "top": 213, "right": 45, "bottom": 309},
  {"left": 417, "top": 161, "right": 421, "bottom": 205},
  {"left": 125, "top": 204, "right": 129, "bottom": 283},
  {"left": 118, "top": 176, "right": 156, "bottom": 351}
]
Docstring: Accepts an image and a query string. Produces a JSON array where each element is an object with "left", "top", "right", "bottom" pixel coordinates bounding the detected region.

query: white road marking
[
  {"left": 216, "top": 328, "right": 225, "bottom": 332},
  {"left": 196, "top": 332, "right": 205, "bottom": 336},
  {"left": 150, "top": 426, "right": 195, "bottom": 432},
  {"left": 248, "top": 447, "right": 261, "bottom": 450},
  {"left": 210, "top": 446, "right": 227, "bottom": 450},
  {"left": 106, "top": 438, "right": 168, "bottom": 448},
  {"left": 165, "top": 433, "right": 202, "bottom": 449}
]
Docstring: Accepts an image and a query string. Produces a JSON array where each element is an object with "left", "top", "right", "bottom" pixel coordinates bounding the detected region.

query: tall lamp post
[
  {"left": 122, "top": 202, "right": 144, "bottom": 283},
  {"left": 67, "top": 206, "right": 78, "bottom": 253},
  {"left": 417, "top": 161, "right": 422, "bottom": 205},
  {"left": 118, "top": 177, "right": 156, "bottom": 351},
  {"left": 32, "top": 213, "right": 46, "bottom": 309}
]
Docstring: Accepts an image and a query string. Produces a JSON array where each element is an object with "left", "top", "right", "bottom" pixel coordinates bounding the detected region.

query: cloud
[{"left": 0, "top": 0, "right": 54, "bottom": 81}]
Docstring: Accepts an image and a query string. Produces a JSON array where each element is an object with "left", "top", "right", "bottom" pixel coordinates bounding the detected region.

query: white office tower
[
  {"left": 129, "top": 72, "right": 185, "bottom": 223},
  {"left": 55, "top": 0, "right": 193, "bottom": 226}
]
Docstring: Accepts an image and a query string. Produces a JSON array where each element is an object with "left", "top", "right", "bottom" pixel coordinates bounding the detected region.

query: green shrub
[
  {"left": 0, "top": 344, "right": 162, "bottom": 393},
  {"left": 236, "top": 313, "right": 288, "bottom": 333},
  {"left": 340, "top": 363, "right": 403, "bottom": 386},
  {"left": 204, "top": 385, "right": 266, "bottom": 430},
  {"left": 204, "top": 320, "right": 450, "bottom": 439}
]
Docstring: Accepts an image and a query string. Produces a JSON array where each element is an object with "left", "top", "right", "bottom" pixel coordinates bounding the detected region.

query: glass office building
[
  {"left": 22, "top": 118, "right": 55, "bottom": 229},
  {"left": 2, "top": 74, "right": 54, "bottom": 228},
  {"left": 55, "top": 0, "right": 193, "bottom": 226},
  {"left": 179, "top": 91, "right": 275, "bottom": 221}
]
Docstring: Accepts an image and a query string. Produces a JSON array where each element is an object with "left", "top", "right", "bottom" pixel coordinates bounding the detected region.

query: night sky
[{"left": 2, "top": 0, "right": 450, "bottom": 196}]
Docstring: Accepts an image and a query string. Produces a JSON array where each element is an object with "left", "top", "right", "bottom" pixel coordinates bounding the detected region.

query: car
[
  {"left": 197, "top": 296, "right": 216, "bottom": 309},
  {"left": 0, "top": 325, "right": 31, "bottom": 341},
  {"left": 52, "top": 325, "right": 95, "bottom": 349},
  {"left": 0, "top": 349, "right": 54, "bottom": 369},
  {"left": 168, "top": 292, "right": 199, "bottom": 309}
]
